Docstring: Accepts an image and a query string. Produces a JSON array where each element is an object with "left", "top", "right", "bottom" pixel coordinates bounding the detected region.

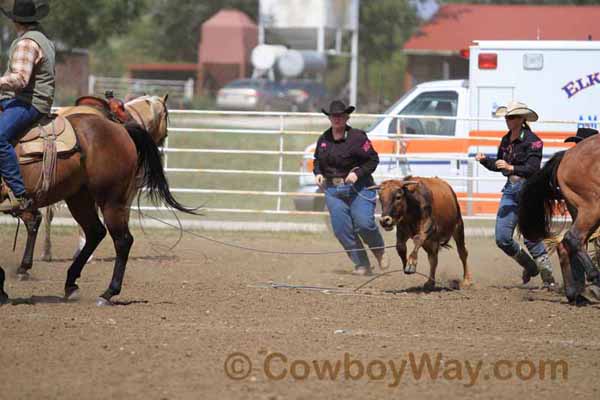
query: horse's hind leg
[
  {"left": 561, "top": 215, "right": 600, "bottom": 304},
  {"left": 63, "top": 190, "right": 106, "bottom": 300},
  {"left": 97, "top": 204, "right": 133, "bottom": 305},
  {"left": 41, "top": 206, "right": 54, "bottom": 262},
  {"left": 0, "top": 266, "right": 8, "bottom": 304},
  {"left": 453, "top": 220, "right": 472, "bottom": 287},
  {"left": 16, "top": 210, "right": 43, "bottom": 280}
]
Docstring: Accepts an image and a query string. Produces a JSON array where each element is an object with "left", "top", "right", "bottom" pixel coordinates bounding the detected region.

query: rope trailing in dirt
[
  {"left": 139, "top": 211, "right": 397, "bottom": 255},
  {"left": 139, "top": 211, "right": 471, "bottom": 296}
]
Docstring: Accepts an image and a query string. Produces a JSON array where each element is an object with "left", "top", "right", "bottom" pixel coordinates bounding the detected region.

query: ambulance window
[{"left": 389, "top": 91, "right": 458, "bottom": 136}]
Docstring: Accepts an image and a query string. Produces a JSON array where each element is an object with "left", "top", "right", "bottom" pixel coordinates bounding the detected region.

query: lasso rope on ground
[
  {"left": 138, "top": 211, "right": 397, "bottom": 255},
  {"left": 138, "top": 211, "right": 468, "bottom": 295}
]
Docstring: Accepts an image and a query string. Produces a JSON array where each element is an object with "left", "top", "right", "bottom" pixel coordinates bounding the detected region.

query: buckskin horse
[
  {"left": 0, "top": 95, "right": 196, "bottom": 306},
  {"left": 375, "top": 177, "right": 472, "bottom": 290},
  {"left": 518, "top": 135, "right": 600, "bottom": 304}
]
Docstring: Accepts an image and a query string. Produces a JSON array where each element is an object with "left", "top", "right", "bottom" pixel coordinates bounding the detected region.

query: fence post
[
  {"left": 467, "top": 159, "right": 474, "bottom": 216},
  {"left": 276, "top": 115, "right": 285, "bottom": 212},
  {"left": 184, "top": 79, "right": 194, "bottom": 102},
  {"left": 88, "top": 74, "right": 96, "bottom": 95}
]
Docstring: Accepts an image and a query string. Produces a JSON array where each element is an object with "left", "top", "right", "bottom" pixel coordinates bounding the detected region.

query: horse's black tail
[
  {"left": 517, "top": 151, "right": 565, "bottom": 241},
  {"left": 126, "top": 124, "right": 200, "bottom": 215}
]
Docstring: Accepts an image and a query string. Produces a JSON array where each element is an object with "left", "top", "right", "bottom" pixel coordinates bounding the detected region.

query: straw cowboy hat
[
  {"left": 564, "top": 127, "right": 599, "bottom": 143},
  {"left": 1, "top": 0, "right": 49, "bottom": 23},
  {"left": 322, "top": 100, "right": 355, "bottom": 116},
  {"left": 494, "top": 101, "right": 539, "bottom": 122}
]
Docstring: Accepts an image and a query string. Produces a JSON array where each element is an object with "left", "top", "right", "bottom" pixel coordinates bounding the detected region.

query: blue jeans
[
  {"left": 495, "top": 180, "right": 547, "bottom": 258},
  {"left": 325, "top": 183, "right": 385, "bottom": 268},
  {"left": 0, "top": 98, "right": 41, "bottom": 196}
]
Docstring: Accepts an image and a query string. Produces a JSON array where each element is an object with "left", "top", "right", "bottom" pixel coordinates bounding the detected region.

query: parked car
[
  {"left": 281, "top": 80, "right": 329, "bottom": 112},
  {"left": 216, "top": 79, "right": 294, "bottom": 111}
]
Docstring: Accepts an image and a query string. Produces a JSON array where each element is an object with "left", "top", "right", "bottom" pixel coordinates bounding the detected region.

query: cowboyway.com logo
[
  {"left": 562, "top": 72, "right": 600, "bottom": 98},
  {"left": 224, "top": 351, "right": 569, "bottom": 388}
]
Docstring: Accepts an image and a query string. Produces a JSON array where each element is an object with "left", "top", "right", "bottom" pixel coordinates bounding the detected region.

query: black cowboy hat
[
  {"left": 1, "top": 0, "right": 49, "bottom": 23},
  {"left": 321, "top": 100, "right": 355, "bottom": 116},
  {"left": 564, "top": 127, "right": 599, "bottom": 143}
]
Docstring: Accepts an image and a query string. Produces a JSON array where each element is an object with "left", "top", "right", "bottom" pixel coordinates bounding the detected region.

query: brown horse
[
  {"left": 38, "top": 96, "right": 164, "bottom": 263},
  {"left": 0, "top": 95, "right": 195, "bottom": 306},
  {"left": 518, "top": 135, "right": 600, "bottom": 304},
  {"left": 376, "top": 177, "right": 472, "bottom": 290}
]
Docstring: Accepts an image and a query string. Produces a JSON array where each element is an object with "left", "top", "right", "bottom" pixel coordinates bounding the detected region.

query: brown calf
[{"left": 375, "top": 177, "right": 472, "bottom": 290}]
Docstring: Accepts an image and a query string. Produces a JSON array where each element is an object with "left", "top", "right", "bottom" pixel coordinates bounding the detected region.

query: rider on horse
[{"left": 0, "top": 0, "right": 54, "bottom": 212}]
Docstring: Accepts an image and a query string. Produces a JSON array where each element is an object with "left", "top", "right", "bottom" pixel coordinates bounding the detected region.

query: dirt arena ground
[{"left": 1, "top": 226, "right": 599, "bottom": 400}]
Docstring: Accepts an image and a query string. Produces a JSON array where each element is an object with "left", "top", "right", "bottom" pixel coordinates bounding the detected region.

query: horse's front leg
[{"left": 16, "top": 209, "right": 43, "bottom": 280}]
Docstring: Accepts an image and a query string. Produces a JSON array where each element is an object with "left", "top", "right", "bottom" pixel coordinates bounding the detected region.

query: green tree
[
  {"left": 358, "top": 0, "right": 418, "bottom": 107},
  {"left": 0, "top": 0, "right": 146, "bottom": 49}
]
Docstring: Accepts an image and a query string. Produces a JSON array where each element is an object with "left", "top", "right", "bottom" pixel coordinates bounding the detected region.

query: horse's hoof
[
  {"left": 96, "top": 297, "right": 113, "bottom": 307},
  {"left": 576, "top": 295, "right": 592, "bottom": 306},
  {"left": 41, "top": 255, "right": 52, "bottom": 262},
  {"left": 587, "top": 285, "right": 600, "bottom": 301},
  {"left": 16, "top": 272, "right": 30, "bottom": 281},
  {"left": 0, "top": 292, "right": 9, "bottom": 305},
  {"left": 423, "top": 281, "right": 435, "bottom": 292},
  {"left": 65, "top": 288, "right": 80, "bottom": 302},
  {"left": 404, "top": 265, "right": 416, "bottom": 275}
]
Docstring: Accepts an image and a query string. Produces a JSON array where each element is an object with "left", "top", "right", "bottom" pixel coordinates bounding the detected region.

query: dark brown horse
[
  {"left": 0, "top": 95, "right": 195, "bottom": 306},
  {"left": 518, "top": 135, "right": 600, "bottom": 304},
  {"left": 376, "top": 177, "right": 472, "bottom": 290}
]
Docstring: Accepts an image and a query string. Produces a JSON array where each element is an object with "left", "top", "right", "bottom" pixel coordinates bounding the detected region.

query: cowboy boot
[
  {"left": 0, "top": 191, "right": 32, "bottom": 213},
  {"left": 535, "top": 254, "right": 556, "bottom": 289},
  {"left": 512, "top": 247, "right": 539, "bottom": 284}
]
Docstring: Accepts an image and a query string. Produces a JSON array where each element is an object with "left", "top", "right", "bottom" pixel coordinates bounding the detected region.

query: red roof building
[
  {"left": 198, "top": 9, "right": 258, "bottom": 94},
  {"left": 402, "top": 4, "right": 600, "bottom": 90}
]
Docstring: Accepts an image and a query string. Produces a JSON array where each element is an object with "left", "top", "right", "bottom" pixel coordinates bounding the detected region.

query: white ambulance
[{"left": 295, "top": 40, "right": 600, "bottom": 215}]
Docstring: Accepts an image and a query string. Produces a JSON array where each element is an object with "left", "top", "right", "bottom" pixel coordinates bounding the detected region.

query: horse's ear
[{"left": 162, "top": 94, "right": 169, "bottom": 104}]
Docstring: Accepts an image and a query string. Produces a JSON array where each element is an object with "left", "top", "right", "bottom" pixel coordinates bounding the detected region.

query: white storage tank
[
  {"left": 251, "top": 44, "right": 288, "bottom": 70},
  {"left": 277, "top": 50, "right": 327, "bottom": 77}
]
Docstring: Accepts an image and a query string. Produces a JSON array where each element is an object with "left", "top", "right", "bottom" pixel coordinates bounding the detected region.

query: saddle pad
[
  {"left": 17, "top": 116, "right": 77, "bottom": 164},
  {"left": 20, "top": 116, "right": 67, "bottom": 142}
]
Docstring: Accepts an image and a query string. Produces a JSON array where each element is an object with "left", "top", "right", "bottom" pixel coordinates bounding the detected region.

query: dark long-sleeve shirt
[
  {"left": 313, "top": 125, "right": 379, "bottom": 185},
  {"left": 479, "top": 128, "right": 544, "bottom": 178}
]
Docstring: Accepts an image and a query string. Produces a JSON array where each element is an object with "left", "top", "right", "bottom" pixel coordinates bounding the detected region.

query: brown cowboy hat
[
  {"left": 494, "top": 101, "right": 539, "bottom": 122},
  {"left": 322, "top": 100, "right": 355, "bottom": 116},
  {"left": 1, "top": 0, "right": 49, "bottom": 23},
  {"left": 564, "top": 127, "right": 599, "bottom": 143}
]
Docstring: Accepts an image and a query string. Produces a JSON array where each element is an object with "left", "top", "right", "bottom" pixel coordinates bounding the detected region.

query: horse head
[{"left": 124, "top": 94, "right": 169, "bottom": 146}]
